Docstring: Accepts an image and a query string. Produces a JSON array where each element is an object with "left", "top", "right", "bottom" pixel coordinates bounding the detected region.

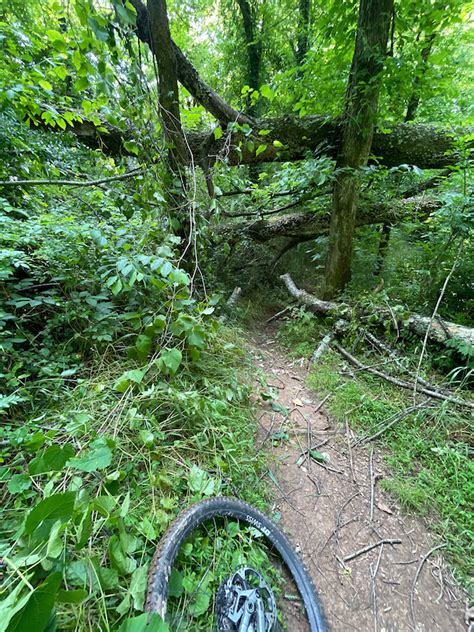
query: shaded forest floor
[{"left": 249, "top": 324, "right": 469, "bottom": 631}]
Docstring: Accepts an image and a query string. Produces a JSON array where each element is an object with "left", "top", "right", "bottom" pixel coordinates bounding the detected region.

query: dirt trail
[{"left": 249, "top": 329, "right": 468, "bottom": 632}]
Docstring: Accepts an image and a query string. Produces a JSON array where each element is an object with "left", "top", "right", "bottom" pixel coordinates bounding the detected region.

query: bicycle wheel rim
[{"left": 145, "top": 496, "right": 326, "bottom": 631}]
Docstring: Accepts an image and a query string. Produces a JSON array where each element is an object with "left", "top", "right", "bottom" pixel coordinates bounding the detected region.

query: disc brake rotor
[{"left": 216, "top": 566, "right": 277, "bottom": 632}]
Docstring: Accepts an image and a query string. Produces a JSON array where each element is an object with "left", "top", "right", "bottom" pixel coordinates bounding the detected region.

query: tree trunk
[
  {"left": 236, "top": 0, "right": 262, "bottom": 117},
  {"left": 405, "top": 32, "right": 436, "bottom": 122},
  {"left": 295, "top": 0, "right": 311, "bottom": 67},
  {"left": 147, "top": 0, "right": 190, "bottom": 252},
  {"left": 220, "top": 195, "right": 440, "bottom": 242},
  {"left": 322, "top": 0, "right": 394, "bottom": 299}
]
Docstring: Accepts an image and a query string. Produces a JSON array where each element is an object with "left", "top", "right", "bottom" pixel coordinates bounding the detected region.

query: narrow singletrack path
[{"left": 249, "top": 328, "right": 468, "bottom": 631}]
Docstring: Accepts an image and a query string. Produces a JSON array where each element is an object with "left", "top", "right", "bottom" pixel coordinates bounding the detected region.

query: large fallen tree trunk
[
  {"left": 221, "top": 195, "right": 441, "bottom": 242},
  {"left": 189, "top": 117, "right": 467, "bottom": 169},
  {"left": 280, "top": 273, "right": 474, "bottom": 347}
]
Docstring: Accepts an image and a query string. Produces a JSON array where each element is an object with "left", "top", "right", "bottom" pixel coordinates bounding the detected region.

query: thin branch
[
  {"left": 410, "top": 543, "right": 447, "bottom": 627},
  {"left": 343, "top": 539, "right": 402, "bottom": 563},
  {"left": 334, "top": 343, "right": 474, "bottom": 410},
  {"left": 0, "top": 168, "right": 143, "bottom": 188}
]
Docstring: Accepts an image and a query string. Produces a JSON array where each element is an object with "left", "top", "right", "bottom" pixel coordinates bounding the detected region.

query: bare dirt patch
[{"left": 249, "top": 329, "right": 468, "bottom": 631}]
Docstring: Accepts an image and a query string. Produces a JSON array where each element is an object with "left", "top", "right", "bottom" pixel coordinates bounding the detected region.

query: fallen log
[
  {"left": 221, "top": 196, "right": 441, "bottom": 242},
  {"left": 280, "top": 273, "right": 474, "bottom": 348}
]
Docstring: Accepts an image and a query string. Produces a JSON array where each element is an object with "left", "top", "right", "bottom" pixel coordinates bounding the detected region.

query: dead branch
[
  {"left": 410, "top": 543, "right": 447, "bottom": 627},
  {"left": 334, "top": 343, "right": 474, "bottom": 410},
  {"left": 0, "top": 168, "right": 143, "bottom": 188},
  {"left": 343, "top": 539, "right": 402, "bottom": 563}
]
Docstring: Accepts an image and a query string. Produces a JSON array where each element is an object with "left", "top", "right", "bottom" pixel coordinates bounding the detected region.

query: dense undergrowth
[
  {"left": 0, "top": 115, "right": 268, "bottom": 630},
  {"left": 275, "top": 309, "right": 473, "bottom": 587}
]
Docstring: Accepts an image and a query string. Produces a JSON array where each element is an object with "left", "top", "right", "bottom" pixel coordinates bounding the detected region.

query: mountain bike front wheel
[{"left": 145, "top": 496, "right": 326, "bottom": 631}]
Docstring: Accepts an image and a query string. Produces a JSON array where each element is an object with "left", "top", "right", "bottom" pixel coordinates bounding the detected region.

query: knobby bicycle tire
[{"left": 145, "top": 496, "right": 327, "bottom": 631}]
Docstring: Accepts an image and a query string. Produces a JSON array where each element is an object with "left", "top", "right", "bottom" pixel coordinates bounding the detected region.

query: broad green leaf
[
  {"left": 68, "top": 439, "right": 112, "bottom": 473},
  {"left": 0, "top": 582, "right": 31, "bottom": 632},
  {"left": 158, "top": 349, "right": 182, "bottom": 375},
  {"left": 129, "top": 565, "right": 148, "bottom": 610},
  {"left": 7, "top": 474, "right": 31, "bottom": 495},
  {"left": 117, "top": 613, "right": 169, "bottom": 632},
  {"left": 56, "top": 589, "right": 88, "bottom": 604},
  {"left": 213, "top": 126, "right": 223, "bottom": 140},
  {"left": 46, "top": 520, "right": 64, "bottom": 559},
  {"left": 135, "top": 334, "right": 152, "bottom": 360},
  {"left": 114, "top": 369, "right": 146, "bottom": 393},
  {"left": 108, "top": 535, "right": 137, "bottom": 575},
  {"left": 29, "top": 444, "right": 75, "bottom": 474},
  {"left": 24, "top": 492, "right": 76, "bottom": 535},
  {"left": 6, "top": 572, "right": 61, "bottom": 632},
  {"left": 256, "top": 144, "right": 267, "bottom": 157},
  {"left": 168, "top": 569, "right": 183, "bottom": 598}
]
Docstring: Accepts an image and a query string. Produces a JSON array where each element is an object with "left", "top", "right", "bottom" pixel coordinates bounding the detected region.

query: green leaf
[
  {"left": 68, "top": 438, "right": 113, "bottom": 473},
  {"left": 123, "top": 140, "right": 139, "bottom": 155},
  {"left": 108, "top": 535, "right": 137, "bottom": 576},
  {"left": 309, "top": 450, "right": 329, "bottom": 464},
  {"left": 29, "top": 444, "right": 75, "bottom": 474},
  {"left": 46, "top": 520, "right": 64, "bottom": 559},
  {"left": 24, "top": 492, "right": 76, "bottom": 535},
  {"left": 158, "top": 349, "right": 182, "bottom": 375},
  {"left": 129, "top": 565, "right": 148, "bottom": 610},
  {"left": 6, "top": 572, "right": 61, "bottom": 632},
  {"left": 260, "top": 84, "right": 273, "bottom": 99},
  {"left": 168, "top": 569, "right": 183, "bottom": 598},
  {"left": 213, "top": 126, "right": 223, "bottom": 140},
  {"left": 135, "top": 334, "right": 152, "bottom": 360},
  {"left": 0, "top": 582, "right": 31, "bottom": 632},
  {"left": 188, "top": 466, "right": 215, "bottom": 496},
  {"left": 114, "top": 368, "right": 146, "bottom": 392},
  {"left": 117, "top": 613, "right": 169, "bottom": 632},
  {"left": 7, "top": 474, "right": 31, "bottom": 495},
  {"left": 271, "top": 401, "right": 289, "bottom": 416},
  {"left": 256, "top": 144, "right": 267, "bottom": 157},
  {"left": 56, "top": 589, "right": 88, "bottom": 604}
]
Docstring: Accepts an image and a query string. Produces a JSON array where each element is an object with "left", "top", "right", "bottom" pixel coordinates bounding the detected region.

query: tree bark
[
  {"left": 220, "top": 195, "right": 440, "bottom": 242},
  {"left": 322, "top": 0, "right": 394, "bottom": 299},
  {"left": 405, "top": 32, "right": 436, "bottom": 122},
  {"left": 236, "top": 0, "right": 262, "bottom": 117},
  {"left": 295, "top": 0, "right": 311, "bottom": 67},
  {"left": 130, "top": 0, "right": 252, "bottom": 126},
  {"left": 147, "top": 0, "right": 189, "bottom": 248}
]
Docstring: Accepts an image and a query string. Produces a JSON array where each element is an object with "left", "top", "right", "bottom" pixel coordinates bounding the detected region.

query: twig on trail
[
  {"left": 353, "top": 400, "right": 432, "bottom": 447},
  {"left": 344, "top": 538, "right": 402, "bottom": 563},
  {"left": 370, "top": 543, "right": 384, "bottom": 632},
  {"left": 265, "top": 305, "right": 292, "bottom": 324},
  {"left": 410, "top": 543, "right": 447, "bottom": 628},
  {"left": 311, "top": 333, "right": 333, "bottom": 363},
  {"left": 345, "top": 416, "right": 356, "bottom": 483},
  {"left": 369, "top": 448, "right": 375, "bottom": 522},
  {"left": 312, "top": 458, "right": 344, "bottom": 476},
  {"left": 334, "top": 343, "right": 474, "bottom": 410},
  {"left": 320, "top": 491, "right": 361, "bottom": 554},
  {"left": 297, "top": 438, "right": 330, "bottom": 463},
  {"left": 314, "top": 393, "right": 332, "bottom": 414}
]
